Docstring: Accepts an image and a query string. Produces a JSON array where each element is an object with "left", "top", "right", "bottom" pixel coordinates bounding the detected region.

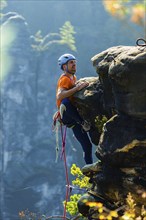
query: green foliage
[
  {"left": 64, "top": 165, "right": 146, "bottom": 220},
  {"left": 71, "top": 163, "right": 91, "bottom": 189},
  {"left": 64, "top": 194, "right": 82, "bottom": 216},
  {"left": 95, "top": 115, "right": 108, "bottom": 134},
  {"left": 18, "top": 165, "right": 146, "bottom": 219},
  {"left": 59, "top": 21, "right": 77, "bottom": 52},
  {"left": 64, "top": 164, "right": 91, "bottom": 218},
  {"left": 31, "top": 21, "right": 77, "bottom": 52}
]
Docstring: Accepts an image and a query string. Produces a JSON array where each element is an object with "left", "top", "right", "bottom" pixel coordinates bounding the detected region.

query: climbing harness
[
  {"left": 52, "top": 110, "right": 62, "bottom": 130},
  {"left": 136, "top": 38, "right": 146, "bottom": 47}
]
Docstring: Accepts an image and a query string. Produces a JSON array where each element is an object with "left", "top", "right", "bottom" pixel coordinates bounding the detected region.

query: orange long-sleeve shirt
[{"left": 56, "top": 74, "right": 76, "bottom": 108}]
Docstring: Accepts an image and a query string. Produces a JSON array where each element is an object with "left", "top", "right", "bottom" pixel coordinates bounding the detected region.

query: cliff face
[
  {"left": 75, "top": 45, "right": 146, "bottom": 218},
  {"left": 1, "top": 13, "right": 73, "bottom": 219}
]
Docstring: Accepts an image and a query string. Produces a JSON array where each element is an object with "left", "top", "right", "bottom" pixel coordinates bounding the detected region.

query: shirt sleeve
[{"left": 58, "top": 77, "right": 72, "bottom": 90}]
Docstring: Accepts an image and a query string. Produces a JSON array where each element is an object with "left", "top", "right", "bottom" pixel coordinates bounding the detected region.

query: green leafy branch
[{"left": 31, "top": 21, "right": 77, "bottom": 52}]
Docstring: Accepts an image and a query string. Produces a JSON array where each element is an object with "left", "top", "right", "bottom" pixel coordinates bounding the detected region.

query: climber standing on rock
[{"left": 56, "top": 53, "right": 93, "bottom": 164}]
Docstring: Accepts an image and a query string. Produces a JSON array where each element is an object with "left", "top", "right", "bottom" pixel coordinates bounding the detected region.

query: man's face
[{"left": 65, "top": 59, "right": 77, "bottom": 74}]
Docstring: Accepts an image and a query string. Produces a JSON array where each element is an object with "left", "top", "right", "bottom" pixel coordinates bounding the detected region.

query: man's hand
[
  {"left": 57, "top": 81, "right": 89, "bottom": 101},
  {"left": 75, "top": 81, "right": 89, "bottom": 91}
]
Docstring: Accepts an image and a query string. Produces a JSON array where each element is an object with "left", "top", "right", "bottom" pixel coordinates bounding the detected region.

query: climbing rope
[
  {"left": 60, "top": 125, "right": 70, "bottom": 219},
  {"left": 46, "top": 214, "right": 81, "bottom": 220},
  {"left": 136, "top": 38, "right": 146, "bottom": 46},
  {"left": 52, "top": 112, "right": 70, "bottom": 219},
  {"left": 51, "top": 114, "right": 89, "bottom": 220},
  {"left": 46, "top": 216, "right": 70, "bottom": 220}
]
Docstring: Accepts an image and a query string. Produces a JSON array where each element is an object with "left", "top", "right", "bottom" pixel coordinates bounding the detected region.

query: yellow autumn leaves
[{"left": 103, "top": 0, "right": 145, "bottom": 26}]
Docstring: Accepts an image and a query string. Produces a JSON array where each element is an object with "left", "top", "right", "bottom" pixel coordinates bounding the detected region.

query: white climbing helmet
[{"left": 58, "top": 53, "right": 76, "bottom": 70}]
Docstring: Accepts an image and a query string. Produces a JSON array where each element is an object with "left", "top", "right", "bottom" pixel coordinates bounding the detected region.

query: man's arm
[{"left": 57, "top": 81, "right": 89, "bottom": 101}]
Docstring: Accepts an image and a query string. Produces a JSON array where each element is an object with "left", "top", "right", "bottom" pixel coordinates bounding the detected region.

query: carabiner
[{"left": 136, "top": 38, "right": 146, "bottom": 46}]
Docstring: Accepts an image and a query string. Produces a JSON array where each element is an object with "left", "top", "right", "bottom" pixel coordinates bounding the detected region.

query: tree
[
  {"left": 31, "top": 21, "right": 77, "bottom": 52},
  {"left": 102, "top": 0, "right": 146, "bottom": 38}
]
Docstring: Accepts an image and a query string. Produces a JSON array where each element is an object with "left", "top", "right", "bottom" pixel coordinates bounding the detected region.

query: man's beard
[{"left": 69, "top": 69, "right": 76, "bottom": 75}]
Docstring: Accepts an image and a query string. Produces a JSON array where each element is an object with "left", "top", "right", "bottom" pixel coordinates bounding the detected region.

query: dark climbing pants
[{"left": 61, "top": 98, "right": 93, "bottom": 164}]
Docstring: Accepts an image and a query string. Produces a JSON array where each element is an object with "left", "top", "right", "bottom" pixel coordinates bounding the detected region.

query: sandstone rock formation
[{"left": 75, "top": 44, "right": 146, "bottom": 218}]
